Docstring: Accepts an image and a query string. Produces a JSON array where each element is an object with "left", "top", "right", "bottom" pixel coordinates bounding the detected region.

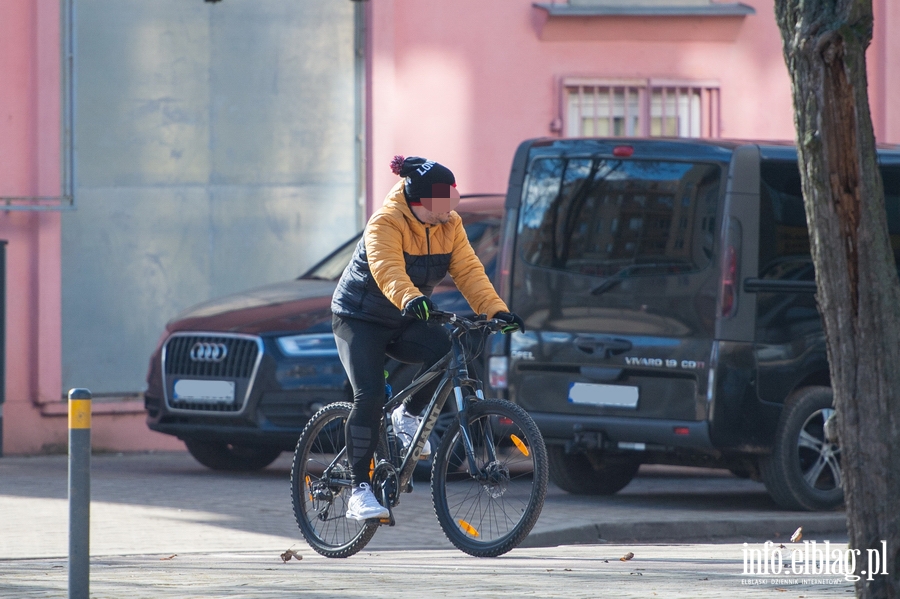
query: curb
[{"left": 522, "top": 513, "right": 847, "bottom": 547}]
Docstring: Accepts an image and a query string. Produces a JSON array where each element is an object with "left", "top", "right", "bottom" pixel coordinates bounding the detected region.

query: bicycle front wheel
[
  {"left": 290, "top": 402, "right": 378, "bottom": 558},
  {"left": 432, "top": 399, "right": 548, "bottom": 557}
]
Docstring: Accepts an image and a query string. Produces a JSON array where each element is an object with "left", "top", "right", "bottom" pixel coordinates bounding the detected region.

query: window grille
[{"left": 564, "top": 79, "right": 720, "bottom": 139}]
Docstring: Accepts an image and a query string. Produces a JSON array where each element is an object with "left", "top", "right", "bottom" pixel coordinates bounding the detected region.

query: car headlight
[{"left": 276, "top": 334, "right": 339, "bottom": 357}]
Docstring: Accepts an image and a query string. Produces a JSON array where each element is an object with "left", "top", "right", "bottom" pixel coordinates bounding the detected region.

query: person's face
[{"left": 419, "top": 183, "right": 460, "bottom": 223}]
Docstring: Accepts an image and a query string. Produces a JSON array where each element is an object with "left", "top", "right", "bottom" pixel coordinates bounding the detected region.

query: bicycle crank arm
[{"left": 374, "top": 486, "right": 394, "bottom": 526}]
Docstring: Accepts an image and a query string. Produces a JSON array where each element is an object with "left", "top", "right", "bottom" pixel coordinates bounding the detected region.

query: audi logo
[{"left": 189, "top": 342, "right": 229, "bottom": 362}]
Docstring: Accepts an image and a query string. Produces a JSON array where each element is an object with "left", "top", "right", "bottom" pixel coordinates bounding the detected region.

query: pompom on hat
[{"left": 390, "top": 155, "right": 456, "bottom": 206}]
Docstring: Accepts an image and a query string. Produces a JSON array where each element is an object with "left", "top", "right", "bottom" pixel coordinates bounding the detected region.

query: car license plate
[
  {"left": 568, "top": 382, "right": 639, "bottom": 409},
  {"left": 173, "top": 379, "right": 235, "bottom": 403}
]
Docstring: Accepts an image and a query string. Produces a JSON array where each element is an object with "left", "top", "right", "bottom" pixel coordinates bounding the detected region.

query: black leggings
[{"left": 332, "top": 314, "right": 451, "bottom": 486}]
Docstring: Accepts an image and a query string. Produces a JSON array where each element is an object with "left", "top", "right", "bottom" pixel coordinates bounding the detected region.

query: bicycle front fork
[{"left": 453, "top": 385, "right": 498, "bottom": 477}]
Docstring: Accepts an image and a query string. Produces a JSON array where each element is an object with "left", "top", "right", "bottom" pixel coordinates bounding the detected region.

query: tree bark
[{"left": 775, "top": 1, "right": 900, "bottom": 596}]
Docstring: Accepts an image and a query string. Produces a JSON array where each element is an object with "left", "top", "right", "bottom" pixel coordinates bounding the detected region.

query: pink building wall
[
  {"left": 367, "top": 0, "right": 900, "bottom": 212},
  {"left": 1, "top": 0, "right": 896, "bottom": 454},
  {"left": 0, "top": 0, "right": 181, "bottom": 455}
]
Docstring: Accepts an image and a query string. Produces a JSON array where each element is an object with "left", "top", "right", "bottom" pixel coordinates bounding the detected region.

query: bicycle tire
[
  {"left": 431, "top": 399, "right": 548, "bottom": 557},
  {"left": 290, "top": 402, "right": 379, "bottom": 558}
]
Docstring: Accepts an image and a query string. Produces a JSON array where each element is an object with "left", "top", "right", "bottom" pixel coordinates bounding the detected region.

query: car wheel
[
  {"left": 547, "top": 445, "right": 639, "bottom": 495},
  {"left": 184, "top": 439, "right": 282, "bottom": 471},
  {"left": 760, "top": 386, "right": 843, "bottom": 511}
]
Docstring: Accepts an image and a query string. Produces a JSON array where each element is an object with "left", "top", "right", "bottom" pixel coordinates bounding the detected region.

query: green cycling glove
[{"left": 403, "top": 296, "right": 436, "bottom": 320}]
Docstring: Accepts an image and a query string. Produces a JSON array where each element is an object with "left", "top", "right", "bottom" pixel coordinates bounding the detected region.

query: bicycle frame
[
  {"left": 383, "top": 315, "right": 498, "bottom": 493},
  {"left": 317, "top": 314, "right": 501, "bottom": 509}
]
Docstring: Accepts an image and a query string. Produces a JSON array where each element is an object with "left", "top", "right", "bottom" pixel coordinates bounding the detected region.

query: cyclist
[{"left": 331, "top": 155, "right": 524, "bottom": 521}]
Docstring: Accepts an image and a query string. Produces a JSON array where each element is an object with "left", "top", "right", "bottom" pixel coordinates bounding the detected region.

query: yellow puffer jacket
[{"left": 331, "top": 181, "right": 508, "bottom": 327}]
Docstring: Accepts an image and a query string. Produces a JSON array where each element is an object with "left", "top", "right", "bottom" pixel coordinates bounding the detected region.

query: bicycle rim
[
  {"left": 290, "top": 402, "right": 377, "bottom": 558},
  {"left": 431, "top": 399, "right": 548, "bottom": 557}
]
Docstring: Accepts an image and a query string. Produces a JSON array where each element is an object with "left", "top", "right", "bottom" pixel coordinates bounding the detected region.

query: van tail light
[
  {"left": 721, "top": 245, "right": 737, "bottom": 317},
  {"left": 497, "top": 212, "right": 517, "bottom": 301},
  {"left": 719, "top": 218, "right": 742, "bottom": 318},
  {"left": 489, "top": 356, "right": 508, "bottom": 389}
]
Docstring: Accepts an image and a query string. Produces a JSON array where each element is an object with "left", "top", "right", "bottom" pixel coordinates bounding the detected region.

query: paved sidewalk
[
  {"left": 0, "top": 452, "right": 852, "bottom": 597},
  {"left": 0, "top": 545, "right": 855, "bottom": 598}
]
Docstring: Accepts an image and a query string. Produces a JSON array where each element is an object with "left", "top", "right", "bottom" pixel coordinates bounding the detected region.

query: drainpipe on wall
[
  {"left": 0, "top": 241, "right": 6, "bottom": 456},
  {"left": 353, "top": 0, "right": 369, "bottom": 230},
  {"left": 0, "top": 0, "right": 75, "bottom": 211}
]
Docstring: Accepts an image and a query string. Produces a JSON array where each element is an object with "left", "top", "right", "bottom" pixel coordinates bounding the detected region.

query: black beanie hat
[{"left": 390, "top": 155, "right": 456, "bottom": 204}]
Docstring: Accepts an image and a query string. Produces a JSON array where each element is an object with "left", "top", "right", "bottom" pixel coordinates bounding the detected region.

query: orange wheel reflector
[
  {"left": 305, "top": 475, "right": 313, "bottom": 502},
  {"left": 459, "top": 519, "right": 479, "bottom": 537},
  {"left": 369, "top": 458, "right": 375, "bottom": 479},
  {"left": 510, "top": 434, "right": 529, "bottom": 457}
]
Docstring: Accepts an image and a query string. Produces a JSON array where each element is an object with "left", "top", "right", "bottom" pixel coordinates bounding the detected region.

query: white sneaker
[
  {"left": 391, "top": 405, "right": 432, "bottom": 459},
  {"left": 345, "top": 483, "right": 389, "bottom": 521}
]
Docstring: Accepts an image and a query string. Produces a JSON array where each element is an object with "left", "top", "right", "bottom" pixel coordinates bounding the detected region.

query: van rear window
[{"left": 517, "top": 157, "right": 721, "bottom": 277}]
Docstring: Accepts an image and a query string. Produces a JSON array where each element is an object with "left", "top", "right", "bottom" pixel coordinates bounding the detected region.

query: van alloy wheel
[
  {"left": 797, "top": 407, "right": 841, "bottom": 491},
  {"left": 761, "top": 386, "right": 844, "bottom": 511}
]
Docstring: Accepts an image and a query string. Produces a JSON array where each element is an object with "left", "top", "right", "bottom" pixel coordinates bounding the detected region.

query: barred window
[{"left": 564, "top": 79, "right": 720, "bottom": 138}]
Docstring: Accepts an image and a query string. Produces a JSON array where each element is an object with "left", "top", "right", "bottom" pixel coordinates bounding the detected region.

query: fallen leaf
[
  {"left": 629, "top": 571, "right": 642, "bottom": 576},
  {"left": 564, "top": 568, "right": 572, "bottom": 572},
  {"left": 620, "top": 552, "right": 635, "bottom": 562},
  {"left": 699, "top": 577, "right": 708, "bottom": 581},
  {"left": 779, "top": 544, "right": 786, "bottom": 549},
  {"left": 775, "top": 588, "right": 787, "bottom": 592},
  {"left": 280, "top": 546, "right": 303, "bottom": 563},
  {"left": 604, "top": 560, "right": 609, "bottom": 563},
  {"left": 791, "top": 527, "right": 803, "bottom": 543},
  {"left": 159, "top": 555, "right": 176, "bottom": 561}
]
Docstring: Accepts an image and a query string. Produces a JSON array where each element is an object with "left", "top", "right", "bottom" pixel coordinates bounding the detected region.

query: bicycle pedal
[{"left": 368, "top": 515, "right": 395, "bottom": 526}]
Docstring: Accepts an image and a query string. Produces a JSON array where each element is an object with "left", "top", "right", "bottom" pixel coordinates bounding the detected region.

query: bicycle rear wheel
[
  {"left": 290, "top": 402, "right": 378, "bottom": 558},
  {"left": 432, "top": 399, "right": 548, "bottom": 557}
]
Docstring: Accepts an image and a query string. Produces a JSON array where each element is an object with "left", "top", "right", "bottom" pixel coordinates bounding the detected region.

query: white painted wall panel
[{"left": 63, "top": 0, "right": 356, "bottom": 393}]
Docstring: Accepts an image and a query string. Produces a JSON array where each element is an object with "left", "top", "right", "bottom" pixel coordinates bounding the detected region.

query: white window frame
[{"left": 562, "top": 78, "right": 721, "bottom": 139}]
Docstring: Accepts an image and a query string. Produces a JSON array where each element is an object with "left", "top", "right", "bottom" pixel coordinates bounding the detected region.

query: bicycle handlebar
[{"left": 427, "top": 309, "right": 511, "bottom": 333}]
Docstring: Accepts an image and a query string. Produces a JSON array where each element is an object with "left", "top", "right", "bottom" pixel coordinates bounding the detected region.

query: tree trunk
[{"left": 775, "top": 1, "right": 900, "bottom": 597}]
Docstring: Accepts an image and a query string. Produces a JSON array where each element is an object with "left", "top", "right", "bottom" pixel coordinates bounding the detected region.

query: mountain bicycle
[{"left": 290, "top": 310, "right": 548, "bottom": 558}]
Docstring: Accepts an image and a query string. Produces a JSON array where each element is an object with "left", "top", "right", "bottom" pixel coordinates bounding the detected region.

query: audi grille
[{"left": 161, "top": 333, "right": 264, "bottom": 413}]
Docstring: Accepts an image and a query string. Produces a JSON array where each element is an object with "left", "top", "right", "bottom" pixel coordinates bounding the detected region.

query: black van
[{"left": 488, "top": 138, "right": 900, "bottom": 511}]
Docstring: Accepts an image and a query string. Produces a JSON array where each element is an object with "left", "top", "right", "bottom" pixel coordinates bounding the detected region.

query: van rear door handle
[{"left": 574, "top": 336, "right": 633, "bottom": 357}]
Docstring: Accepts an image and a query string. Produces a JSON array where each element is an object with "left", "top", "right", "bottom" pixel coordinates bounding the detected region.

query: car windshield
[
  {"left": 300, "top": 209, "right": 502, "bottom": 282},
  {"left": 300, "top": 237, "right": 360, "bottom": 281}
]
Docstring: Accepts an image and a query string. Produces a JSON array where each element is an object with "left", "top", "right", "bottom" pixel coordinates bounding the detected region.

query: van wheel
[
  {"left": 760, "top": 386, "right": 843, "bottom": 511},
  {"left": 547, "top": 445, "right": 639, "bottom": 495},
  {"left": 184, "top": 439, "right": 282, "bottom": 471}
]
